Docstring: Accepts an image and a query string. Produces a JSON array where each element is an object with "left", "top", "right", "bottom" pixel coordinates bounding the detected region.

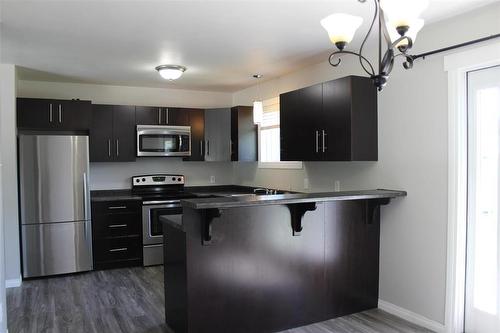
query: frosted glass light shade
[
  {"left": 155, "top": 65, "right": 187, "bottom": 80},
  {"left": 380, "top": 0, "right": 429, "bottom": 29},
  {"left": 253, "top": 101, "right": 263, "bottom": 124},
  {"left": 388, "top": 19, "right": 424, "bottom": 48},
  {"left": 320, "top": 13, "right": 363, "bottom": 47}
]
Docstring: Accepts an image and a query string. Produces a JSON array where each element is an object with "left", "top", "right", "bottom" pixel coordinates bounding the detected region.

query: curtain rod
[{"left": 411, "top": 33, "right": 500, "bottom": 60}]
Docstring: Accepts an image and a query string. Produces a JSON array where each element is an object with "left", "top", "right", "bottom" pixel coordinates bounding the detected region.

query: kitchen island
[{"left": 161, "top": 189, "right": 406, "bottom": 333}]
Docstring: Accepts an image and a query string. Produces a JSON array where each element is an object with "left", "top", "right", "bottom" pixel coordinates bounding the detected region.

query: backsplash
[{"left": 89, "top": 158, "right": 234, "bottom": 190}]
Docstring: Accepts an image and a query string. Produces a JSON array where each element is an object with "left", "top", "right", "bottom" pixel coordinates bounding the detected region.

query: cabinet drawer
[
  {"left": 93, "top": 200, "right": 140, "bottom": 213},
  {"left": 93, "top": 212, "right": 141, "bottom": 238},
  {"left": 94, "top": 236, "right": 142, "bottom": 262}
]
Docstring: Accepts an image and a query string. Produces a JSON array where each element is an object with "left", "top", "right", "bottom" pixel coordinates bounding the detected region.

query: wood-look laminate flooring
[{"left": 7, "top": 266, "right": 433, "bottom": 333}]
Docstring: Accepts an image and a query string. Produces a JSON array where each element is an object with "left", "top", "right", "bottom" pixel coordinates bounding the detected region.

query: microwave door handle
[{"left": 179, "top": 135, "right": 182, "bottom": 150}]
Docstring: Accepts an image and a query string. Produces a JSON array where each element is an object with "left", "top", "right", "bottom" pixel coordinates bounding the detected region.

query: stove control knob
[
  {"left": 177, "top": 178, "right": 182, "bottom": 181},
  {"left": 172, "top": 177, "right": 176, "bottom": 181},
  {"left": 135, "top": 179, "right": 140, "bottom": 183},
  {"left": 142, "top": 178, "right": 146, "bottom": 182}
]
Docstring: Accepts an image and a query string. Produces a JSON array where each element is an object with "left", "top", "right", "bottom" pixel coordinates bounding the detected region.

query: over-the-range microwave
[{"left": 136, "top": 125, "right": 191, "bottom": 157}]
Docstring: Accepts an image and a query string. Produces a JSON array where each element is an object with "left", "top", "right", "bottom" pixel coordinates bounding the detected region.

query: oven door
[
  {"left": 137, "top": 125, "right": 191, "bottom": 157},
  {"left": 142, "top": 202, "right": 183, "bottom": 245}
]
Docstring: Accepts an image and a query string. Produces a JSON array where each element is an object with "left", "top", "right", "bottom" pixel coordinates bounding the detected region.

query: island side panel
[
  {"left": 324, "top": 200, "right": 381, "bottom": 317},
  {"left": 164, "top": 224, "right": 188, "bottom": 333},
  {"left": 183, "top": 204, "right": 327, "bottom": 333}
]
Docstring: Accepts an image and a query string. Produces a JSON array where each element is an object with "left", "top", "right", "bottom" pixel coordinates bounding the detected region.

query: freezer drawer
[{"left": 22, "top": 221, "right": 93, "bottom": 278}]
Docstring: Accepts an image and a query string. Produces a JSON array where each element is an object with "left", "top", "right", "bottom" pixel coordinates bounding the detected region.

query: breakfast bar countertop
[{"left": 180, "top": 189, "right": 407, "bottom": 210}]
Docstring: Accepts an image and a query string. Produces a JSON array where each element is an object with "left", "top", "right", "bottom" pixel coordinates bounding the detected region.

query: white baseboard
[
  {"left": 5, "top": 277, "right": 21, "bottom": 288},
  {"left": 378, "top": 299, "right": 446, "bottom": 333}
]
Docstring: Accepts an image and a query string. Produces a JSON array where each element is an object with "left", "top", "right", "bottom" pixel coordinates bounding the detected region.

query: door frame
[{"left": 444, "top": 42, "right": 500, "bottom": 333}]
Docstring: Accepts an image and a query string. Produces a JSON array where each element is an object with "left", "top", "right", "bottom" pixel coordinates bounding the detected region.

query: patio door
[{"left": 465, "top": 65, "right": 500, "bottom": 332}]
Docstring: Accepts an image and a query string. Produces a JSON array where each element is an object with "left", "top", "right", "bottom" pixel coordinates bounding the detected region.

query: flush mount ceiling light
[
  {"left": 155, "top": 65, "right": 187, "bottom": 80},
  {"left": 321, "top": 0, "right": 429, "bottom": 90},
  {"left": 252, "top": 74, "right": 263, "bottom": 125}
]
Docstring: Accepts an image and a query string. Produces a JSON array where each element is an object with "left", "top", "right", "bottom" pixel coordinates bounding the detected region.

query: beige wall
[
  {"left": 17, "top": 80, "right": 233, "bottom": 108},
  {"left": 0, "top": 64, "right": 20, "bottom": 284}
]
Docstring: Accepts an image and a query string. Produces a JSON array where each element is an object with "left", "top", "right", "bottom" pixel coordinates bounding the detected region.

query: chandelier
[{"left": 321, "top": 0, "right": 429, "bottom": 91}]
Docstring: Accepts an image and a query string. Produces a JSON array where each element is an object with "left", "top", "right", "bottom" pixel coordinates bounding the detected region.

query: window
[{"left": 258, "top": 97, "right": 302, "bottom": 169}]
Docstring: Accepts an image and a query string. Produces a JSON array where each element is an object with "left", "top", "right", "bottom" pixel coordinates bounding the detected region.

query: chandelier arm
[
  {"left": 379, "top": 35, "right": 415, "bottom": 76},
  {"left": 328, "top": 51, "right": 375, "bottom": 76},
  {"left": 389, "top": 36, "right": 413, "bottom": 51},
  {"left": 380, "top": 49, "right": 394, "bottom": 76},
  {"left": 378, "top": 9, "right": 393, "bottom": 49},
  {"left": 357, "top": 0, "right": 379, "bottom": 76}
]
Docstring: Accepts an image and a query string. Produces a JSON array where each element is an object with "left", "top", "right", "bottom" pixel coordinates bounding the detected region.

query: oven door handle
[{"left": 143, "top": 200, "right": 181, "bottom": 205}]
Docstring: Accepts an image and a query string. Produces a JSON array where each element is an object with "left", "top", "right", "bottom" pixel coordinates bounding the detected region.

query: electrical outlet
[
  {"left": 303, "top": 178, "right": 309, "bottom": 190},
  {"left": 209, "top": 175, "right": 216, "bottom": 184},
  {"left": 334, "top": 180, "right": 340, "bottom": 192}
]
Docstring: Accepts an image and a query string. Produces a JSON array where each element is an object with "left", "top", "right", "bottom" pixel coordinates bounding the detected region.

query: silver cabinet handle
[
  {"left": 58, "top": 104, "right": 62, "bottom": 123},
  {"left": 49, "top": 103, "right": 53, "bottom": 123},
  {"left": 108, "top": 224, "right": 127, "bottom": 228},
  {"left": 107, "top": 139, "right": 111, "bottom": 157},
  {"left": 116, "top": 139, "right": 119, "bottom": 157},
  {"left": 200, "top": 140, "right": 203, "bottom": 157},
  {"left": 315, "top": 130, "right": 319, "bottom": 153},
  {"left": 322, "top": 130, "right": 327, "bottom": 153},
  {"left": 158, "top": 108, "right": 162, "bottom": 124},
  {"left": 166, "top": 108, "right": 169, "bottom": 124},
  {"left": 109, "top": 248, "right": 127, "bottom": 252},
  {"left": 108, "top": 206, "right": 127, "bottom": 210}
]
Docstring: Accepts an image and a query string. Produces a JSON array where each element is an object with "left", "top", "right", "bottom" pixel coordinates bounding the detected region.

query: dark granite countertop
[
  {"left": 90, "top": 189, "right": 142, "bottom": 202},
  {"left": 181, "top": 189, "right": 407, "bottom": 210}
]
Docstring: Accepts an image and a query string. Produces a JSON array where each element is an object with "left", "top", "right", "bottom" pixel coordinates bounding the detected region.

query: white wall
[
  {"left": 17, "top": 80, "right": 236, "bottom": 190},
  {"left": 0, "top": 64, "right": 20, "bottom": 286},
  {"left": 232, "top": 3, "right": 500, "bottom": 325}
]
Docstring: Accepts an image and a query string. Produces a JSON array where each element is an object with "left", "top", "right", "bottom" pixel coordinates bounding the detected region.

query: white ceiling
[{"left": 2, "top": 0, "right": 497, "bottom": 92}]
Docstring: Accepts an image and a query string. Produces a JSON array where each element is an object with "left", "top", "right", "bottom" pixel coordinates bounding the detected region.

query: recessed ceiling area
[{"left": 2, "top": 0, "right": 497, "bottom": 92}]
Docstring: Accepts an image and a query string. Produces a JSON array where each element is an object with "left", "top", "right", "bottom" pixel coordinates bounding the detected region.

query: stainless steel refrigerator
[{"left": 19, "top": 134, "right": 93, "bottom": 278}]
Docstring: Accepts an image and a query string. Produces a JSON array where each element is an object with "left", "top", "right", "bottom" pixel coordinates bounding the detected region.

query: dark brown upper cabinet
[
  {"left": 135, "top": 106, "right": 189, "bottom": 126},
  {"left": 17, "top": 98, "right": 91, "bottom": 131},
  {"left": 184, "top": 108, "right": 205, "bottom": 161},
  {"left": 231, "top": 106, "right": 257, "bottom": 161},
  {"left": 205, "top": 108, "right": 231, "bottom": 162},
  {"left": 90, "top": 104, "right": 136, "bottom": 162},
  {"left": 280, "top": 76, "right": 377, "bottom": 162}
]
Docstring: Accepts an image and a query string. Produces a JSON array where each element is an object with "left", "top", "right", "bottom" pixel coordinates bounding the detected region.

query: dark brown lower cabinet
[
  {"left": 164, "top": 200, "right": 381, "bottom": 333},
  {"left": 91, "top": 200, "right": 142, "bottom": 270}
]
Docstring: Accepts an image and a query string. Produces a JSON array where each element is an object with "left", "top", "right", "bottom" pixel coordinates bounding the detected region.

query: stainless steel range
[{"left": 132, "top": 174, "right": 195, "bottom": 266}]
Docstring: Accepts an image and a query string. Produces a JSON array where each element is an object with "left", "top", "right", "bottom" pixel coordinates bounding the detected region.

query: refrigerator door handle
[{"left": 83, "top": 172, "right": 90, "bottom": 239}]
